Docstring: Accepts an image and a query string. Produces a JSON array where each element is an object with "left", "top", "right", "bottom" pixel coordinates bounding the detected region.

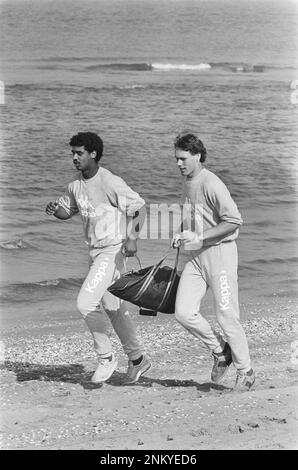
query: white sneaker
[
  {"left": 233, "top": 368, "right": 255, "bottom": 392},
  {"left": 123, "top": 355, "right": 151, "bottom": 384},
  {"left": 91, "top": 353, "right": 118, "bottom": 384}
]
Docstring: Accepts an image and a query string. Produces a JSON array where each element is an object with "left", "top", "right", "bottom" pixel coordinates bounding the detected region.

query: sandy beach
[
  {"left": 0, "top": 0, "right": 297, "bottom": 455},
  {"left": 1, "top": 296, "right": 297, "bottom": 451}
]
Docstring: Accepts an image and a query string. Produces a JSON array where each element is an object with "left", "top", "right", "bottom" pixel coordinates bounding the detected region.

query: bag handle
[
  {"left": 123, "top": 254, "right": 142, "bottom": 272},
  {"left": 134, "top": 247, "right": 180, "bottom": 303}
]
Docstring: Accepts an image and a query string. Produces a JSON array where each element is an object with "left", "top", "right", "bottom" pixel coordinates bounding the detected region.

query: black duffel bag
[{"left": 108, "top": 248, "right": 180, "bottom": 315}]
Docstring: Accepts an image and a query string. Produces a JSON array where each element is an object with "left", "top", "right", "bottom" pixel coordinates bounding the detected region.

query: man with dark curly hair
[
  {"left": 46, "top": 132, "right": 151, "bottom": 384},
  {"left": 172, "top": 132, "right": 254, "bottom": 392}
]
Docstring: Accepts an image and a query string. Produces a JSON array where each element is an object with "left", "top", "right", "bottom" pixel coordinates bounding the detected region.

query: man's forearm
[{"left": 202, "top": 221, "right": 239, "bottom": 242}]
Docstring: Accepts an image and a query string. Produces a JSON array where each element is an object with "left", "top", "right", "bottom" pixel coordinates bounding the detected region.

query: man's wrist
[
  {"left": 127, "top": 235, "right": 138, "bottom": 241},
  {"left": 193, "top": 232, "right": 203, "bottom": 242}
]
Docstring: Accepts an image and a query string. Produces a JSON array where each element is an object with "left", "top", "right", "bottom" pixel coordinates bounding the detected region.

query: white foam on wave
[
  {"left": 118, "top": 84, "right": 146, "bottom": 89},
  {"left": 0, "top": 238, "right": 31, "bottom": 250},
  {"left": 38, "top": 279, "right": 60, "bottom": 287},
  {"left": 152, "top": 62, "right": 211, "bottom": 71}
]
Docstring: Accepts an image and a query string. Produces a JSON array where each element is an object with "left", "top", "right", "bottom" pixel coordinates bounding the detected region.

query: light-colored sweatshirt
[
  {"left": 183, "top": 168, "right": 243, "bottom": 245},
  {"left": 57, "top": 167, "right": 145, "bottom": 255}
]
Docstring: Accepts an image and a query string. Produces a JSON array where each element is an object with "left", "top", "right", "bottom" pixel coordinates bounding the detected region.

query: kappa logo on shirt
[
  {"left": 78, "top": 195, "right": 97, "bottom": 217},
  {"left": 219, "top": 270, "right": 231, "bottom": 311}
]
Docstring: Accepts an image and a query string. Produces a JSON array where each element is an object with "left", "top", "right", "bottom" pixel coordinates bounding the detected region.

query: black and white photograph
[{"left": 0, "top": 0, "right": 297, "bottom": 452}]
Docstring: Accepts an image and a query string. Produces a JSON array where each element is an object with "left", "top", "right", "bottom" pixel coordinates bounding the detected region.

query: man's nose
[{"left": 177, "top": 159, "right": 183, "bottom": 166}]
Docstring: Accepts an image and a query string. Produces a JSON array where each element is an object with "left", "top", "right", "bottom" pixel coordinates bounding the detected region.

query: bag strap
[
  {"left": 134, "top": 247, "right": 180, "bottom": 303},
  {"left": 123, "top": 254, "right": 142, "bottom": 272}
]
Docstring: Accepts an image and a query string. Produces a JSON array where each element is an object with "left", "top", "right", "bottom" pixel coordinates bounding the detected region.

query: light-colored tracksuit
[
  {"left": 57, "top": 166, "right": 144, "bottom": 360},
  {"left": 175, "top": 168, "right": 251, "bottom": 371}
]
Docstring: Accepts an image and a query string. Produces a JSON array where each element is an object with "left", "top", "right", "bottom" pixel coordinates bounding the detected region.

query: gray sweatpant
[
  {"left": 175, "top": 241, "right": 251, "bottom": 371},
  {"left": 77, "top": 245, "right": 142, "bottom": 361}
]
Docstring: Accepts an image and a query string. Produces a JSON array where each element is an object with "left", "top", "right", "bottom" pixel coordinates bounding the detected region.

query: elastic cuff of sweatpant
[
  {"left": 127, "top": 351, "right": 143, "bottom": 362},
  {"left": 237, "top": 366, "right": 252, "bottom": 374},
  {"left": 95, "top": 351, "right": 113, "bottom": 359}
]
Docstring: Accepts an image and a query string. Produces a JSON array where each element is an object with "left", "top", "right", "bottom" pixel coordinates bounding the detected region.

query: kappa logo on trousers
[
  {"left": 219, "top": 270, "right": 231, "bottom": 311},
  {"left": 85, "top": 258, "right": 110, "bottom": 293}
]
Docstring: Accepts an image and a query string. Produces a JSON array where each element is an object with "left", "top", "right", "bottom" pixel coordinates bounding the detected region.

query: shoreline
[{"left": 1, "top": 296, "right": 297, "bottom": 450}]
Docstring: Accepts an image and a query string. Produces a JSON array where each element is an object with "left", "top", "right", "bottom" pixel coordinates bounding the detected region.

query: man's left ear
[{"left": 91, "top": 151, "right": 97, "bottom": 159}]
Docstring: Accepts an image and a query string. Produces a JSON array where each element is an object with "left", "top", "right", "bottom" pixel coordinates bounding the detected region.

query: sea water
[{"left": 0, "top": 0, "right": 297, "bottom": 326}]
